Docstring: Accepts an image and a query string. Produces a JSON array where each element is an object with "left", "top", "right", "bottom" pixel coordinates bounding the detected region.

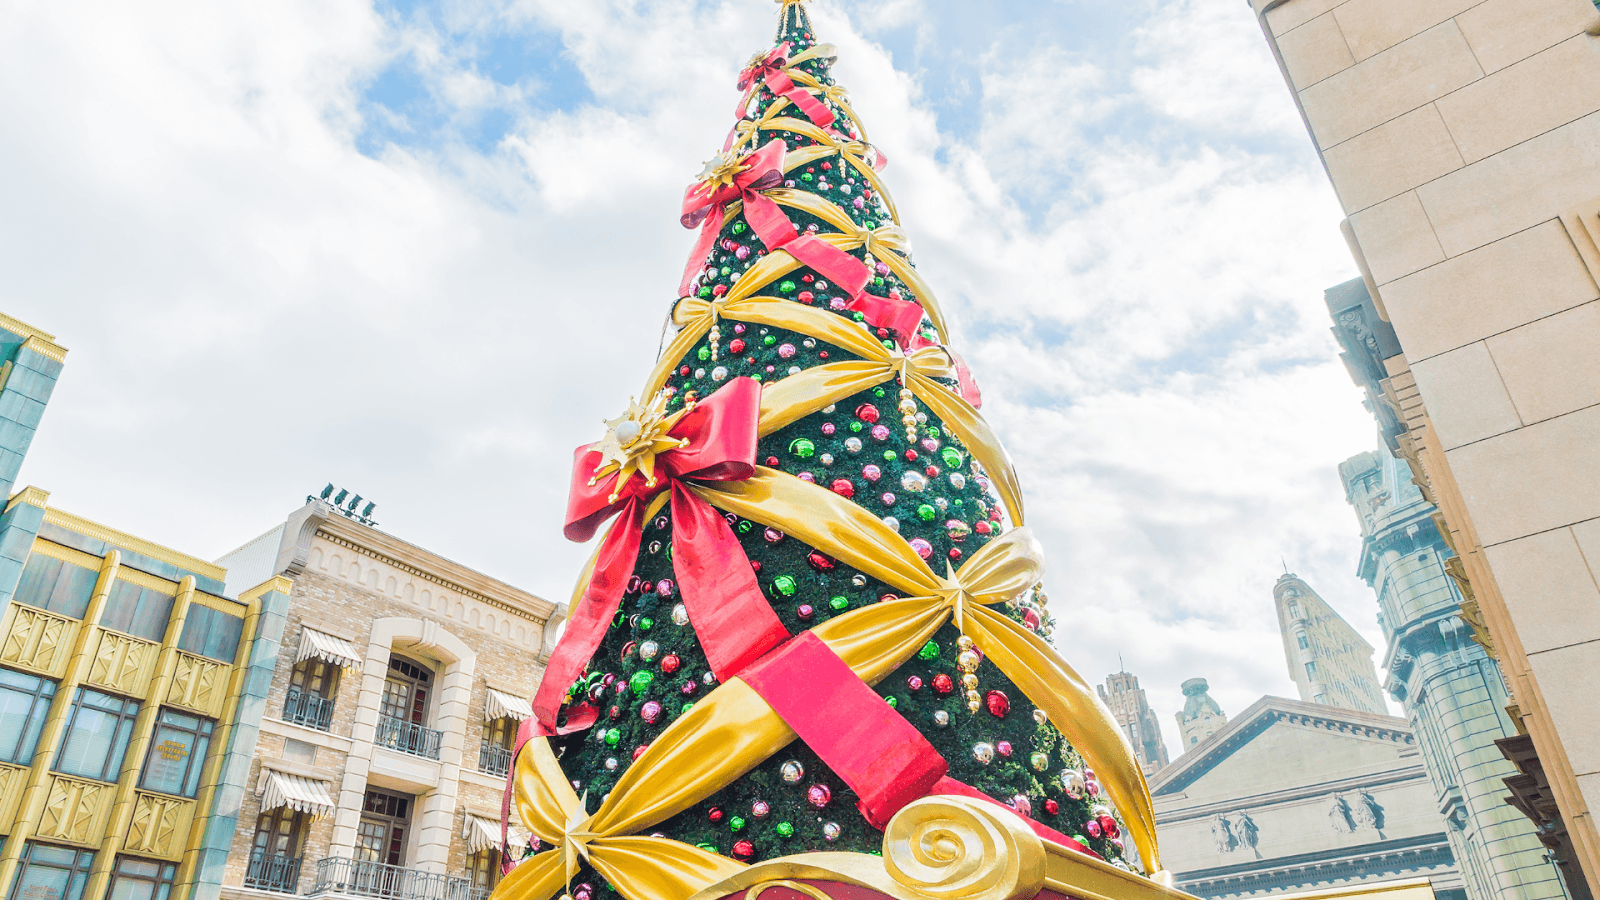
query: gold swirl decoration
[{"left": 882, "top": 796, "right": 1045, "bottom": 900}]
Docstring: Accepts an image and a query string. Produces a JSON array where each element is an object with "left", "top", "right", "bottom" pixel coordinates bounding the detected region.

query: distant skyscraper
[
  {"left": 1175, "top": 678, "right": 1226, "bottom": 750},
  {"left": 1342, "top": 447, "right": 1564, "bottom": 900},
  {"left": 1097, "top": 670, "right": 1170, "bottom": 776},
  {"left": 1272, "top": 573, "right": 1387, "bottom": 715}
]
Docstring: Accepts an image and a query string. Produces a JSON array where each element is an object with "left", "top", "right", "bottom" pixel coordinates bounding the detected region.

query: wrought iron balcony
[
  {"left": 245, "top": 848, "right": 302, "bottom": 894},
  {"left": 285, "top": 686, "right": 336, "bottom": 732},
  {"left": 375, "top": 713, "right": 442, "bottom": 760},
  {"left": 310, "top": 857, "right": 484, "bottom": 900},
  {"left": 478, "top": 743, "right": 512, "bottom": 778}
]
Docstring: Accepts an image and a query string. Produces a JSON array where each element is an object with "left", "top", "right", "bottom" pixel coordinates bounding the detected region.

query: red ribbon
[
  {"left": 742, "top": 631, "right": 948, "bottom": 828},
  {"left": 532, "top": 377, "right": 790, "bottom": 730},
  {"left": 679, "top": 140, "right": 799, "bottom": 299},
  {"left": 737, "top": 43, "right": 835, "bottom": 128}
]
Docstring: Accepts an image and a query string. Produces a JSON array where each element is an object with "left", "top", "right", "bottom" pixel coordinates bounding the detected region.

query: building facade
[
  {"left": 1248, "top": 0, "right": 1600, "bottom": 893},
  {"left": 1152, "top": 696, "right": 1464, "bottom": 900},
  {"left": 1341, "top": 446, "right": 1564, "bottom": 900},
  {"left": 1177, "top": 678, "right": 1229, "bottom": 751},
  {"left": 1099, "top": 671, "right": 1171, "bottom": 776},
  {"left": 1273, "top": 575, "right": 1387, "bottom": 715},
  {"left": 213, "top": 499, "right": 560, "bottom": 900}
]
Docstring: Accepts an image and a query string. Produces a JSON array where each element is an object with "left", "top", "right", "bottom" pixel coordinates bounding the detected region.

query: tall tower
[
  {"left": 1097, "top": 670, "right": 1170, "bottom": 776},
  {"left": 1174, "top": 677, "right": 1226, "bottom": 750},
  {"left": 1342, "top": 447, "right": 1563, "bottom": 900},
  {"left": 1273, "top": 573, "right": 1387, "bottom": 714}
]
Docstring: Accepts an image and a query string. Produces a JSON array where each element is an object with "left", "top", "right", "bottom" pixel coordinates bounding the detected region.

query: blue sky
[{"left": 0, "top": 0, "right": 1374, "bottom": 756}]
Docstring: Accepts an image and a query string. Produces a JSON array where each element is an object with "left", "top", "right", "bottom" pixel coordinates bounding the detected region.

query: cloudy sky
[{"left": 0, "top": 0, "right": 1387, "bottom": 755}]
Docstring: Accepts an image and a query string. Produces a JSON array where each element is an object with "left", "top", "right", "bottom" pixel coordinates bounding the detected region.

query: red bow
[
  {"left": 679, "top": 140, "right": 798, "bottom": 299},
  {"left": 736, "top": 42, "right": 835, "bottom": 128},
  {"left": 531, "top": 378, "right": 790, "bottom": 730}
]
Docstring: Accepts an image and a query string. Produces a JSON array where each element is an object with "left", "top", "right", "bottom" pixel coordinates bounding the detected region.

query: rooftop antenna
[{"left": 1282, "top": 557, "right": 1289, "bottom": 575}]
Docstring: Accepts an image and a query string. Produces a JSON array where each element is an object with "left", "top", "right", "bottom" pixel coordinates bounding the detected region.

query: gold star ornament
[{"left": 589, "top": 391, "right": 692, "bottom": 501}]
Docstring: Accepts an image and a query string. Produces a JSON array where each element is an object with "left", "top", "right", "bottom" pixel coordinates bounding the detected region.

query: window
[
  {"left": 177, "top": 605, "right": 243, "bottom": 663},
  {"left": 380, "top": 657, "right": 432, "bottom": 726},
  {"left": 284, "top": 660, "right": 340, "bottom": 732},
  {"left": 479, "top": 717, "right": 516, "bottom": 777},
  {"left": 468, "top": 850, "right": 500, "bottom": 894},
  {"left": 1296, "top": 634, "right": 1309, "bottom": 650},
  {"left": 55, "top": 688, "right": 139, "bottom": 782},
  {"left": 1305, "top": 661, "right": 1318, "bottom": 679},
  {"left": 106, "top": 857, "right": 175, "bottom": 900},
  {"left": 138, "top": 710, "right": 213, "bottom": 798},
  {"left": 16, "top": 555, "right": 97, "bottom": 620},
  {"left": 1289, "top": 601, "right": 1303, "bottom": 620},
  {"left": 0, "top": 669, "right": 56, "bottom": 766},
  {"left": 356, "top": 789, "right": 412, "bottom": 867},
  {"left": 1190, "top": 736, "right": 1198, "bottom": 745},
  {"left": 247, "top": 808, "right": 307, "bottom": 893},
  {"left": 100, "top": 580, "right": 174, "bottom": 643},
  {"left": 8, "top": 843, "right": 95, "bottom": 900}
]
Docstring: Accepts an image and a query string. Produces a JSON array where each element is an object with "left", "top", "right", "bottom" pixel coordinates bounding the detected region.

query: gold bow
[
  {"left": 769, "top": 116, "right": 899, "bottom": 224},
  {"left": 650, "top": 294, "right": 1019, "bottom": 524}
]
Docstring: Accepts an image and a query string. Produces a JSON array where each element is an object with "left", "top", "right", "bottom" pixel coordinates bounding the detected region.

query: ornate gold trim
[
  {"left": 29, "top": 539, "right": 103, "bottom": 571},
  {"left": 115, "top": 567, "right": 180, "bottom": 593},
  {"left": 4, "top": 487, "right": 50, "bottom": 514},
  {"left": 187, "top": 591, "right": 246, "bottom": 618},
  {"left": 40, "top": 508, "right": 226, "bottom": 582},
  {"left": 19, "top": 336, "right": 67, "bottom": 364}
]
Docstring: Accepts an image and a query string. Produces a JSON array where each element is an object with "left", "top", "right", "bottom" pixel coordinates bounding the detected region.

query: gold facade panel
[
  {"left": 29, "top": 539, "right": 102, "bottom": 572},
  {"left": 38, "top": 509, "right": 225, "bottom": 583},
  {"left": 87, "top": 631, "right": 158, "bottom": 698},
  {"left": 0, "top": 603, "right": 79, "bottom": 679},
  {"left": 38, "top": 775, "right": 112, "bottom": 846},
  {"left": 165, "top": 652, "right": 229, "bottom": 718},
  {"left": 124, "top": 792, "right": 195, "bottom": 861},
  {"left": 0, "top": 763, "right": 29, "bottom": 834}
]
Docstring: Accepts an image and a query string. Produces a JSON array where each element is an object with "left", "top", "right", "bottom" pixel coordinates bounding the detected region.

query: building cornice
[
  {"left": 314, "top": 513, "right": 556, "bottom": 622},
  {"left": 1156, "top": 766, "right": 1433, "bottom": 823},
  {"left": 1175, "top": 833, "right": 1455, "bottom": 892}
]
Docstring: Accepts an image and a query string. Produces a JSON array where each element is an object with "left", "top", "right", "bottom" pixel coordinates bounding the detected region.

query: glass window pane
[
  {"left": 0, "top": 671, "right": 54, "bottom": 766},
  {"left": 176, "top": 607, "right": 242, "bottom": 662},
  {"left": 99, "top": 581, "right": 142, "bottom": 635},
  {"left": 126, "top": 589, "right": 174, "bottom": 643},
  {"left": 49, "top": 565, "right": 97, "bottom": 621},
  {"left": 55, "top": 690, "right": 138, "bottom": 782},
  {"left": 16, "top": 556, "right": 62, "bottom": 610},
  {"left": 140, "top": 726, "right": 196, "bottom": 796}
]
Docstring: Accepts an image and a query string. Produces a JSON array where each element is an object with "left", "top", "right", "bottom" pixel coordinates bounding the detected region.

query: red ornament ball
[
  {"left": 1022, "top": 609, "right": 1041, "bottom": 630},
  {"left": 948, "top": 548, "right": 962, "bottom": 561},
  {"left": 807, "top": 784, "right": 832, "bottom": 808},
  {"left": 728, "top": 339, "right": 746, "bottom": 354},
  {"left": 807, "top": 551, "right": 836, "bottom": 571},
  {"left": 932, "top": 674, "right": 955, "bottom": 695},
  {"left": 765, "top": 456, "right": 780, "bottom": 467},
  {"left": 904, "top": 449, "right": 918, "bottom": 461},
  {"left": 996, "top": 740, "right": 1013, "bottom": 757},
  {"left": 797, "top": 604, "right": 815, "bottom": 620},
  {"left": 632, "top": 744, "right": 649, "bottom": 761},
  {"left": 660, "top": 654, "right": 681, "bottom": 675},
  {"left": 830, "top": 479, "right": 855, "bottom": 499},
  {"left": 1044, "top": 799, "right": 1060, "bottom": 816},
  {"left": 1099, "top": 815, "right": 1120, "bottom": 839},
  {"left": 608, "top": 705, "right": 622, "bottom": 720},
  {"left": 708, "top": 807, "right": 725, "bottom": 823},
  {"left": 731, "top": 840, "right": 755, "bottom": 861},
  {"left": 854, "top": 403, "right": 880, "bottom": 424},
  {"left": 985, "top": 690, "right": 1010, "bottom": 719},
  {"left": 975, "top": 522, "right": 993, "bottom": 535}
]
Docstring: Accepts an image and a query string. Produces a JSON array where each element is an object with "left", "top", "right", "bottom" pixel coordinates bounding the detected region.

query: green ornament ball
[
  {"left": 779, "top": 280, "right": 797, "bottom": 293},
  {"left": 629, "top": 671, "right": 654, "bottom": 696},
  {"left": 773, "top": 575, "right": 798, "bottom": 597},
  {"left": 776, "top": 822, "right": 795, "bottom": 838},
  {"left": 605, "top": 729, "right": 621, "bottom": 747},
  {"left": 917, "top": 504, "right": 937, "bottom": 522},
  {"left": 941, "top": 447, "right": 964, "bottom": 468},
  {"left": 917, "top": 641, "right": 940, "bottom": 660},
  {"left": 639, "top": 617, "right": 654, "bottom": 632},
  {"left": 730, "top": 816, "right": 746, "bottom": 832},
  {"left": 829, "top": 596, "right": 849, "bottom": 611},
  {"left": 789, "top": 438, "right": 816, "bottom": 459}
]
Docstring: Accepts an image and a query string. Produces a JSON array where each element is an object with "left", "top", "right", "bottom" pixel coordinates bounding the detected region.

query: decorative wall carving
[
  {"left": 87, "top": 631, "right": 157, "bottom": 697},
  {"left": 0, "top": 604, "right": 77, "bottom": 678},
  {"left": 166, "top": 651, "right": 229, "bottom": 717},
  {"left": 125, "top": 791, "right": 195, "bottom": 860},
  {"left": 38, "top": 775, "right": 111, "bottom": 845},
  {"left": 0, "top": 763, "right": 28, "bottom": 833}
]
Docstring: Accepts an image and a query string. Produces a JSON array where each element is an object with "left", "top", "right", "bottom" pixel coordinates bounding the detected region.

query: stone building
[
  {"left": 1341, "top": 445, "right": 1563, "bottom": 900},
  {"left": 1151, "top": 696, "right": 1464, "bottom": 900},
  {"left": 1098, "top": 670, "right": 1171, "bottom": 776},
  {"left": 1177, "top": 678, "right": 1229, "bottom": 751},
  {"left": 213, "top": 499, "right": 560, "bottom": 900},
  {"left": 1273, "top": 574, "right": 1387, "bottom": 715},
  {"left": 1248, "top": 0, "right": 1600, "bottom": 893}
]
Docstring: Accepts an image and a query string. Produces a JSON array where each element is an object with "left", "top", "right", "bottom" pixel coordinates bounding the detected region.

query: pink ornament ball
[{"left": 807, "top": 784, "right": 832, "bottom": 808}]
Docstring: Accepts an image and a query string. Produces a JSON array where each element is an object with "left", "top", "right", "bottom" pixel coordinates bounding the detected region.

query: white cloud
[{"left": 0, "top": 0, "right": 1390, "bottom": 761}]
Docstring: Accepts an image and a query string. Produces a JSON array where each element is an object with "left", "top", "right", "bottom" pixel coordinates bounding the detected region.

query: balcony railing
[
  {"left": 478, "top": 743, "right": 512, "bottom": 778},
  {"left": 245, "top": 848, "right": 303, "bottom": 894},
  {"left": 375, "top": 714, "right": 442, "bottom": 760},
  {"left": 285, "top": 686, "right": 336, "bottom": 732},
  {"left": 310, "top": 857, "right": 484, "bottom": 900}
]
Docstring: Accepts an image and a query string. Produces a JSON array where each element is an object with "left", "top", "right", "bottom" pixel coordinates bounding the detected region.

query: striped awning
[
  {"left": 260, "top": 771, "right": 336, "bottom": 819},
  {"left": 484, "top": 688, "right": 533, "bottom": 723},
  {"left": 463, "top": 813, "right": 524, "bottom": 854},
  {"left": 297, "top": 627, "right": 363, "bottom": 670}
]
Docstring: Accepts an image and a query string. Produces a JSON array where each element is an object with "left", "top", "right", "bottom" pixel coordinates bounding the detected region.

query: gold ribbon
[
  {"left": 649, "top": 295, "right": 1020, "bottom": 524},
  {"left": 765, "top": 116, "right": 898, "bottom": 224}
]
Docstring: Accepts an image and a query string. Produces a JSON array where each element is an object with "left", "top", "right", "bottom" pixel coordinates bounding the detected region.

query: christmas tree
[{"left": 499, "top": 4, "right": 1164, "bottom": 900}]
